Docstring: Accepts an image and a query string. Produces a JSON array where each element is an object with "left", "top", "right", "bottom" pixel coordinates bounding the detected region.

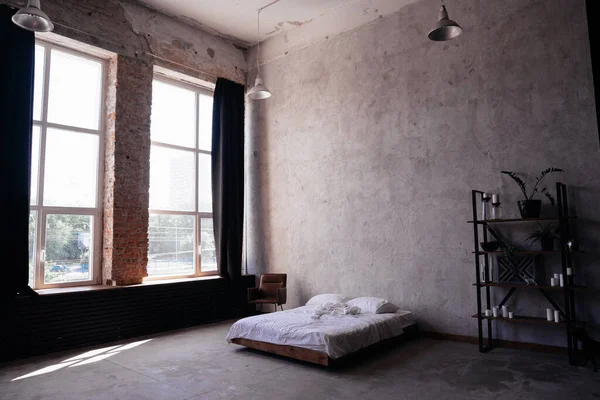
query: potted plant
[
  {"left": 501, "top": 168, "right": 564, "bottom": 218},
  {"left": 525, "top": 224, "right": 560, "bottom": 251},
  {"left": 499, "top": 242, "right": 519, "bottom": 258}
]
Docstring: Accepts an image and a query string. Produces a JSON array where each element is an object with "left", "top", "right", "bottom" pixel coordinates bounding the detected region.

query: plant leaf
[
  {"left": 501, "top": 171, "right": 528, "bottom": 199},
  {"left": 531, "top": 167, "right": 564, "bottom": 198},
  {"left": 543, "top": 190, "right": 556, "bottom": 206}
]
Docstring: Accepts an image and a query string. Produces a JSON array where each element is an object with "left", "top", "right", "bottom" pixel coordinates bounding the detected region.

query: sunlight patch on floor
[{"left": 12, "top": 339, "right": 153, "bottom": 381}]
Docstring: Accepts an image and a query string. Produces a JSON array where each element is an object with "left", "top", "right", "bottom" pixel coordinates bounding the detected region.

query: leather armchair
[{"left": 248, "top": 273, "right": 287, "bottom": 312}]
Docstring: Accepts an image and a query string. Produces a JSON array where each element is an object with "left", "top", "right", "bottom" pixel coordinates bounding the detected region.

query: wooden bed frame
[{"left": 231, "top": 324, "right": 419, "bottom": 366}]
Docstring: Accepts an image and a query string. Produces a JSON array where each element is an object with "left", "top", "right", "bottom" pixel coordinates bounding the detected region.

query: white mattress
[{"left": 226, "top": 305, "right": 416, "bottom": 359}]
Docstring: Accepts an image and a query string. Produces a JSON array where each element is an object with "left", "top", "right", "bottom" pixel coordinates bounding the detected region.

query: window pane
[
  {"left": 151, "top": 80, "right": 196, "bottom": 147},
  {"left": 198, "top": 93, "right": 213, "bottom": 151},
  {"left": 149, "top": 146, "right": 195, "bottom": 211},
  {"left": 43, "top": 128, "right": 99, "bottom": 207},
  {"left": 200, "top": 218, "right": 216, "bottom": 272},
  {"left": 30, "top": 126, "right": 41, "bottom": 205},
  {"left": 44, "top": 214, "right": 93, "bottom": 284},
  {"left": 198, "top": 154, "right": 212, "bottom": 213},
  {"left": 33, "top": 45, "right": 45, "bottom": 121},
  {"left": 29, "top": 211, "right": 37, "bottom": 288},
  {"left": 148, "top": 214, "right": 195, "bottom": 276},
  {"left": 47, "top": 49, "right": 102, "bottom": 130}
]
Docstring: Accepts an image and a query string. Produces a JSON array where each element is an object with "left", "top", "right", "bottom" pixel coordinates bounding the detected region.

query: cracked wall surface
[{"left": 247, "top": 0, "right": 600, "bottom": 346}]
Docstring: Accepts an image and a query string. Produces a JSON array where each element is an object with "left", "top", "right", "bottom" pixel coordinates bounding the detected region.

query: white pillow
[
  {"left": 305, "top": 294, "right": 349, "bottom": 306},
  {"left": 346, "top": 297, "right": 399, "bottom": 314}
]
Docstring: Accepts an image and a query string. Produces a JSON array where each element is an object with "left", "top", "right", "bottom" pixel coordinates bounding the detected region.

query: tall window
[
  {"left": 148, "top": 75, "right": 216, "bottom": 278},
  {"left": 29, "top": 42, "right": 105, "bottom": 289}
]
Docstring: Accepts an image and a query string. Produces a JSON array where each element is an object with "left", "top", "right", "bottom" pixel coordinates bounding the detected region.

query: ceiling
[{"left": 138, "top": 0, "right": 406, "bottom": 47}]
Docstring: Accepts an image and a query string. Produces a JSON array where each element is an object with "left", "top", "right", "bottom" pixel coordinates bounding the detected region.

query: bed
[{"left": 226, "top": 304, "right": 417, "bottom": 366}]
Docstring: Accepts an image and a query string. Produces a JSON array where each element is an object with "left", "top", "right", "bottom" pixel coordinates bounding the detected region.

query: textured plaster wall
[{"left": 247, "top": 0, "right": 600, "bottom": 345}]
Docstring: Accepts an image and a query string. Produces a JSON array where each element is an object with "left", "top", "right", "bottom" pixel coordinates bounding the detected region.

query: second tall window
[{"left": 148, "top": 76, "right": 216, "bottom": 278}]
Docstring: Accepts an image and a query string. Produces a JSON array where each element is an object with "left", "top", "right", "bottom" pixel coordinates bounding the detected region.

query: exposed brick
[{"left": 103, "top": 55, "right": 152, "bottom": 285}]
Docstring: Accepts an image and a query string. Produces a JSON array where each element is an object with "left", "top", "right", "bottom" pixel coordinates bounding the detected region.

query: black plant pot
[
  {"left": 480, "top": 241, "right": 501, "bottom": 252},
  {"left": 540, "top": 237, "right": 554, "bottom": 251},
  {"left": 518, "top": 200, "right": 542, "bottom": 219}
]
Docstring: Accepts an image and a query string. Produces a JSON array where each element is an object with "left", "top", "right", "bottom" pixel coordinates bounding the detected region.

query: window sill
[{"left": 34, "top": 275, "right": 223, "bottom": 296}]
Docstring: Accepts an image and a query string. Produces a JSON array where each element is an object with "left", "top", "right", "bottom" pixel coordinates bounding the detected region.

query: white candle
[
  {"left": 546, "top": 309, "right": 553, "bottom": 322},
  {"left": 508, "top": 312, "right": 514, "bottom": 319},
  {"left": 550, "top": 278, "right": 556, "bottom": 287},
  {"left": 559, "top": 274, "right": 564, "bottom": 287},
  {"left": 492, "top": 307, "right": 499, "bottom": 317},
  {"left": 492, "top": 194, "right": 499, "bottom": 204},
  {"left": 567, "top": 268, "right": 573, "bottom": 276},
  {"left": 554, "top": 273, "right": 560, "bottom": 280},
  {"left": 554, "top": 310, "right": 560, "bottom": 323},
  {"left": 502, "top": 305, "right": 509, "bottom": 318},
  {"left": 485, "top": 310, "right": 492, "bottom": 317}
]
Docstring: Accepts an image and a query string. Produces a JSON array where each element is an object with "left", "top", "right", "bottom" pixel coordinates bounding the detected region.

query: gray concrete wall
[{"left": 247, "top": 0, "right": 600, "bottom": 346}]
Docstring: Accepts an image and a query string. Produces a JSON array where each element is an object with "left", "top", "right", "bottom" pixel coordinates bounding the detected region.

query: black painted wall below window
[{"left": 2, "top": 276, "right": 254, "bottom": 361}]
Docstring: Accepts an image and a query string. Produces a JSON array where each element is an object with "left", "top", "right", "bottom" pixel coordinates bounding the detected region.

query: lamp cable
[{"left": 257, "top": 9, "right": 261, "bottom": 75}]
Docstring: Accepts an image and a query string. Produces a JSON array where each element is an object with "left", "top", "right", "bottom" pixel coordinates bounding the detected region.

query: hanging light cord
[
  {"left": 257, "top": 9, "right": 261, "bottom": 75},
  {"left": 255, "top": 0, "right": 281, "bottom": 74}
]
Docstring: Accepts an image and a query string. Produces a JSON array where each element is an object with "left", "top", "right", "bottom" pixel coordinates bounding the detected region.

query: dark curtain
[
  {"left": 211, "top": 78, "right": 245, "bottom": 281},
  {"left": 0, "top": 5, "right": 35, "bottom": 299},
  {"left": 587, "top": 0, "right": 600, "bottom": 145}
]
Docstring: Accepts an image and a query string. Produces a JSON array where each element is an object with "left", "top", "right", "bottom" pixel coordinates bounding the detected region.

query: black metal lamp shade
[{"left": 428, "top": 5, "right": 462, "bottom": 41}]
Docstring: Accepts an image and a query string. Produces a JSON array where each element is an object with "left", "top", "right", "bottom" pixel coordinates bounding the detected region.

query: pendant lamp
[
  {"left": 247, "top": 9, "right": 271, "bottom": 100},
  {"left": 428, "top": 1, "right": 462, "bottom": 42},
  {"left": 12, "top": 0, "right": 54, "bottom": 32}
]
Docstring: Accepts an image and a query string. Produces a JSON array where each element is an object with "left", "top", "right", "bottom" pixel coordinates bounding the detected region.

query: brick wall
[
  {"left": 103, "top": 56, "right": 153, "bottom": 285},
  {"left": 103, "top": 57, "right": 117, "bottom": 284}
]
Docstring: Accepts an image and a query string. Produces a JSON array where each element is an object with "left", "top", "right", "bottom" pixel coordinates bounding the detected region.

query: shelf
[
  {"left": 467, "top": 217, "right": 577, "bottom": 225},
  {"left": 471, "top": 314, "right": 585, "bottom": 326},
  {"left": 472, "top": 283, "right": 586, "bottom": 291},
  {"left": 473, "top": 250, "right": 584, "bottom": 256},
  {"left": 470, "top": 184, "right": 583, "bottom": 363}
]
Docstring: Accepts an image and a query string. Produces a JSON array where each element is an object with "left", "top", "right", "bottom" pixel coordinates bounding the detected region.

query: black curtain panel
[
  {"left": 211, "top": 78, "right": 245, "bottom": 281},
  {"left": 586, "top": 0, "right": 600, "bottom": 145},
  {"left": 0, "top": 5, "right": 36, "bottom": 298}
]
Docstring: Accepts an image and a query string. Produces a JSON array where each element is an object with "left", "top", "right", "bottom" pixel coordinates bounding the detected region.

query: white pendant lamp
[
  {"left": 428, "top": 0, "right": 462, "bottom": 42},
  {"left": 247, "top": 8, "right": 271, "bottom": 100},
  {"left": 12, "top": 0, "right": 54, "bottom": 32}
]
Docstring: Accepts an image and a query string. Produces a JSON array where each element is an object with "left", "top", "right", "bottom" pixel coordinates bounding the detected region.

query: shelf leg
[
  {"left": 486, "top": 285, "right": 493, "bottom": 350},
  {"left": 557, "top": 182, "right": 575, "bottom": 365},
  {"left": 472, "top": 190, "right": 485, "bottom": 353}
]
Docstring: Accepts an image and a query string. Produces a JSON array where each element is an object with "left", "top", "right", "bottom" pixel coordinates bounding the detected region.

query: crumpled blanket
[{"left": 310, "top": 302, "right": 362, "bottom": 319}]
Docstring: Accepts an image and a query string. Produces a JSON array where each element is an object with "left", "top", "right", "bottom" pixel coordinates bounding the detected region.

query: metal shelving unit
[{"left": 469, "top": 182, "right": 582, "bottom": 365}]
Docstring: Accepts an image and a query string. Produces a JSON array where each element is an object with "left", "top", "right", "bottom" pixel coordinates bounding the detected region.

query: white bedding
[{"left": 226, "top": 305, "right": 416, "bottom": 359}]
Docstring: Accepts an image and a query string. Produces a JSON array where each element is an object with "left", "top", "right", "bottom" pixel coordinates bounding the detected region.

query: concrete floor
[{"left": 0, "top": 321, "right": 599, "bottom": 400}]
